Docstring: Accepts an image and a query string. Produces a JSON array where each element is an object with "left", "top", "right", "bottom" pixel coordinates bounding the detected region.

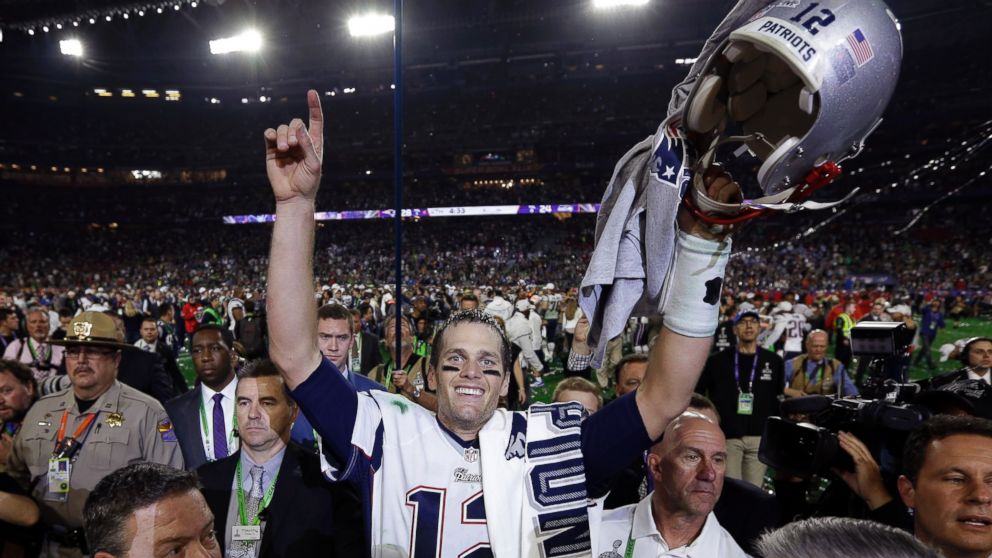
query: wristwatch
[{"left": 411, "top": 385, "right": 422, "bottom": 399}]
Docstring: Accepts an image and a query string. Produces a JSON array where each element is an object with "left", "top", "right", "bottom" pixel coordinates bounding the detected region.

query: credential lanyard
[
  {"left": 624, "top": 525, "right": 636, "bottom": 558},
  {"left": 198, "top": 395, "right": 239, "bottom": 461},
  {"left": 54, "top": 410, "right": 99, "bottom": 455},
  {"left": 236, "top": 459, "right": 279, "bottom": 526},
  {"left": 734, "top": 350, "right": 760, "bottom": 394}
]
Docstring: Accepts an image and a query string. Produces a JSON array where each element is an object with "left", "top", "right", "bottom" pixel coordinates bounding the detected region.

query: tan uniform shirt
[
  {"left": 367, "top": 355, "right": 429, "bottom": 396},
  {"left": 7, "top": 380, "right": 184, "bottom": 556}
]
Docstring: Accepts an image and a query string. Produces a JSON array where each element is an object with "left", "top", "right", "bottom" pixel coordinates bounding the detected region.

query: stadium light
[
  {"left": 60, "top": 39, "right": 84, "bottom": 57},
  {"left": 28, "top": 29, "right": 35, "bottom": 36},
  {"left": 209, "top": 29, "right": 262, "bottom": 55},
  {"left": 347, "top": 13, "right": 394, "bottom": 38},
  {"left": 592, "top": 0, "right": 650, "bottom": 8}
]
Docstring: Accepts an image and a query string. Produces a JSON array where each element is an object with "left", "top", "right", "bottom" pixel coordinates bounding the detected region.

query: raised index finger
[{"left": 306, "top": 89, "right": 324, "bottom": 157}]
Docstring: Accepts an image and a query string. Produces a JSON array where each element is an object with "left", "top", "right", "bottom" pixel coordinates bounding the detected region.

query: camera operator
[
  {"left": 784, "top": 330, "right": 859, "bottom": 399},
  {"left": 778, "top": 380, "right": 992, "bottom": 536}
]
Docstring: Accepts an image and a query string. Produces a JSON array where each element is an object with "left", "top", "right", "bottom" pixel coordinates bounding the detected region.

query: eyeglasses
[{"left": 65, "top": 346, "right": 117, "bottom": 360}]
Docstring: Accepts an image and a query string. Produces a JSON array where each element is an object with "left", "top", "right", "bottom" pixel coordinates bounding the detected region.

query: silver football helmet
[{"left": 679, "top": 0, "right": 903, "bottom": 221}]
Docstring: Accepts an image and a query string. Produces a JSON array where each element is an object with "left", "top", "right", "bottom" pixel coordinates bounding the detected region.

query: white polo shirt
[{"left": 596, "top": 496, "right": 748, "bottom": 558}]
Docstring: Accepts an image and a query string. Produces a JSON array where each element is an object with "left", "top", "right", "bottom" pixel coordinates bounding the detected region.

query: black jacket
[{"left": 196, "top": 443, "right": 366, "bottom": 558}]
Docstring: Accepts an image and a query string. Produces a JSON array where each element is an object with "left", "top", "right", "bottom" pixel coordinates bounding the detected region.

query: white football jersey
[
  {"left": 778, "top": 312, "right": 808, "bottom": 354},
  {"left": 325, "top": 391, "right": 493, "bottom": 558}
]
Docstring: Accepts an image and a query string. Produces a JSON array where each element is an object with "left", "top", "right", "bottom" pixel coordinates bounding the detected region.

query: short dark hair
[
  {"left": 903, "top": 414, "right": 992, "bottom": 483},
  {"left": 317, "top": 303, "right": 353, "bottom": 331},
  {"left": 157, "top": 303, "right": 174, "bottom": 319},
  {"left": 461, "top": 293, "right": 479, "bottom": 305},
  {"left": 430, "top": 310, "right": 512, "bottom": 375},
  {"left": 58, "top": 307, "right": 75, "bottom": 319},
  {"left": 614, "top": 353, "right": 649, "bottom": 385},
  {"left": 83, "top": 462, "right": 202, "bottom": 555},
  {"left": 0, "top": 308, "right": 14, "bottom": 322},
  {"left": 236, "top": 358, "right": 295, "bottom": 406},
  {"left": 0, "top": 359, "right": 37, "bottom": 396},
  {"left": 140, "top": 316, "right": 157, "bottom": 326},
  {"left": 191, "top": 323, "right": 234, "bottom": 348}
]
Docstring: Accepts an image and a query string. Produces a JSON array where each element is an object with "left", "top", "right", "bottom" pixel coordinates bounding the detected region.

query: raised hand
[
  {"left": 677, "top": 164, "right": 743, "bottom": 241},
  {"left": 834, "top": 431, "right": 892, "bottom": 510},
  {"left": 264, "top": 90, "right": 324, "bottom": 203}
]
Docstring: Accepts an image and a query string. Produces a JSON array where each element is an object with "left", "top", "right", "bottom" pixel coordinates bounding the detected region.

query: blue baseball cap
[{"left": 734, "top": 310, "right": 760, "bottom": 324}]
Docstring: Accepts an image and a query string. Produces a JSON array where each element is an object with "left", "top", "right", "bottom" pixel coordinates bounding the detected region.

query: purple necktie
[{"left": 212, "top": 393, "right": 228, "bottom": 459}]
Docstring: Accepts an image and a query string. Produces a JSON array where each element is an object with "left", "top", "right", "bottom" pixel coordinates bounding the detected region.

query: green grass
[
  {"left": 906, "top": 316, "right": 992, "bottom": 381},
  {"left": 178, "top": 353, "right": 196, "bottom": 388},
  {"left": 531, "top": 317, "right": 992, "bottom": 404}
]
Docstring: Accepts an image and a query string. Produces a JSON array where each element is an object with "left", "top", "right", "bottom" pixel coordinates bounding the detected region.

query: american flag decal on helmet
[{"left": 846, "top": 28, "right": 874, "bottom": 67}]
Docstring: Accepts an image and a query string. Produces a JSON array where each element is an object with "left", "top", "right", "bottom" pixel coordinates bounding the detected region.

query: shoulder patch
[{"left": 158, "top": 419, "right": 177, "bottom": 441}]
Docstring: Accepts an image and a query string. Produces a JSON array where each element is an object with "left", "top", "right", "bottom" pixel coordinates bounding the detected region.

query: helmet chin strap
[{"left": 683, "top": 132, "right": 852, "bottom": 225}]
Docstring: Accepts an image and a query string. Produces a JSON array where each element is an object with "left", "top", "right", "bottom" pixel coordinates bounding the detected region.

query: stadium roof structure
[{"left": 0, "top": 0, "right": 985, "bottom": 89}]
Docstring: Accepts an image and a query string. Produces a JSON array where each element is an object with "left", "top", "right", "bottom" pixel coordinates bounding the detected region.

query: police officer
[{"left": 6, "top": 311, "right": 184, "bottom": 557}]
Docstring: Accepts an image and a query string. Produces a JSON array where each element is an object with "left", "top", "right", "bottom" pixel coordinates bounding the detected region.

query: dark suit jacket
[
  {"left": 714, "top": 477, "right": 781, "bottom": 555},
  {"left": 357, "top": 331, "right": 383, "bottom": 376},
  {"left": 118, "top": 348, "right": 179, "bottom": 404},
  {"left": 164, "top": 387, "right": 209, "bottom": 470},
  {"left": 290, "top": 367, "right": 384, "bottom": 448},
  {"left": 197, "top": 443, "right": 366, "bottom": 558},
  {"left": 154, "top": 339, "right": 189, "bottom": 395}
]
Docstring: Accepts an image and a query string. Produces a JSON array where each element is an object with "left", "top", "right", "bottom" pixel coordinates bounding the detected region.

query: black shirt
[{"left": 696, "top": 348, "right": 785, "bottom": 439}]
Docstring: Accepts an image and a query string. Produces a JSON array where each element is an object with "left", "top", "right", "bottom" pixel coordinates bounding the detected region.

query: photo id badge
[
  {"left": 45, "top": 458, "right": 71, "bottom": 501},
  {"left": 737, "top": 392, "right": 754, "bottom": 415},
  {"left": 232, "top": 525, "right": 261, "bottom": 542}
]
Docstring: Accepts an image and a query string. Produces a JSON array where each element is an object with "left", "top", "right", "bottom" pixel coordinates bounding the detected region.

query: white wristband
[{"left": 660, "top": 231, "right": 731, "bottom": 337}]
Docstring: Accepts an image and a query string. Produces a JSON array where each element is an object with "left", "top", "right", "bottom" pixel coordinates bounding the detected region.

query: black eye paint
[
  {"left": 442, "top": 365, "right": 459, "bottom": 372},
  {"left": 482, "top": 369, "right": 501, "bottom": 376}
]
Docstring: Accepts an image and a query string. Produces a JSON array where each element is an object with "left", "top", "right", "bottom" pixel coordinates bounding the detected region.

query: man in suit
[
  {"left": 316, "top": 303, "right": 383, "bottom": 392},
  {"left": 289, "top": 304, "right": 386, "bottom": 448},
  {"left": 922, "top": 337, "right": 992, "bottom": 390},
  {"left": 349, "top": 307, "right": 382, "bottom": 376},
  {"left": 165, "top": 324, "right": 240, "bottom": 470},
  {"left": 197, "top": 359, "right": 364, "bottom": 558},
  {"left": 107, "top": 312, "right": 179, "bottom": 404},
  {"left": 135, "top": 316, "right": 188, "bottom": 395}
]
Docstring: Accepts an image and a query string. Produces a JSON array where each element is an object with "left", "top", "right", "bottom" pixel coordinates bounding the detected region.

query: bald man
[{"left": 595, "top": 412, "right": 748, "bottom": 557}]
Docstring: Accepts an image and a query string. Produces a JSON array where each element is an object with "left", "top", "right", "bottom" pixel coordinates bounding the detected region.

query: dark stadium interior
[
  {"left": 1, "top": 0, "right": 989, "bottom": 298},
  {"left": 3, "top": 2, "right": 992, "bottom": 557}
]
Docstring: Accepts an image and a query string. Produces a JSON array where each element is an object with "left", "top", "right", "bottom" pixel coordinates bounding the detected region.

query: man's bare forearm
[
  {"left": 636, "top": 326, "right": 712, "bottom": 440},
  {"left": 267, "top": 199, "right": 322, "bottom": 389}
]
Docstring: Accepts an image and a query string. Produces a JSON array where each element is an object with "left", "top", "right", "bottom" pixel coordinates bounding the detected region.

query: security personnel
[
  {"left": 834, "top": 302, "right": 857, "bottom": 368},
  {"left": 6, "top": 311, "right": 184, "bottom": 557}
]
